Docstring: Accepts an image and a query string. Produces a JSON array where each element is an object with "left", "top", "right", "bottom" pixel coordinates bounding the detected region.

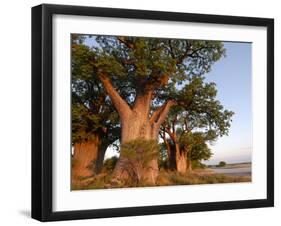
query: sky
[
  {"left": 82, "top": 37, "right": 253, "bottom": 165},
  {"left": 203, "top": 42, "right": 252, "bottom": 164}
]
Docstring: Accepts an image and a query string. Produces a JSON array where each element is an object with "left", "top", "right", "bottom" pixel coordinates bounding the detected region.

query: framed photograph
[{"left": 32, "top": 4, "right": 274, "bottom": 221}]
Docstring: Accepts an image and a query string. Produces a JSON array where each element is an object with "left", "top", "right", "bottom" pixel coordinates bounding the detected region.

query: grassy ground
[{"left": 72, "top": 169, "right": 251, "bottom": 190}]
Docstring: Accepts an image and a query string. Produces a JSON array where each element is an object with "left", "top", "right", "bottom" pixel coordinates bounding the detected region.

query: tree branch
[
  {"left": 164, "top": 127, "right": 175, "bottom": 142},
  {"left": 150, "top": 103, "right": 166, "bottom": 124},
  {"left": 117, "top": 36, "right": 134, "bottom": 49},
  {"left": 176, "top": 41, "right": 191, "bottom": 64},
  {"left": 162, "top": 130, "right": 172, "bottom": 158},
  {"left": 97, "top": 72, "right": 132, "bottom": 118},
  {"left": 172, "top": 115, "right": 178, "bottom": 134},
  {"left": 168, "top": 40, "right": 176, "bottom": 59},
  {"left": 152, "top": 100, "right": 176, "bottom": 130},
  {"left": 176, "top": 44, "right": 210, "bottom": 65}
]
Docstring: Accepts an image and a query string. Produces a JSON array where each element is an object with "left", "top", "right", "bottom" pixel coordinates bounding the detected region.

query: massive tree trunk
[
  {"left": 175, "top": 143, "right": 187, "bottom": 173},
  {"left": 163, "top": 134, "right": 176, "bottom": 170},
  {"left": 95, "top": 145, "right": 107, "bottom": 174},
  {"left": 72, "top": 135, "right": 104, "bottom": 179},
  {"left": 113, "top": 111, "right": 159, "bottom": 185},
  {"left": 164, "top": 129, "right": 187, "bottom": 173},
  {"left": 167, "top": 143, "right": 187, "bottom": 173},
  {"left": 113, "top": 92, "right": 159, "bottom": 185},
  {"left": 98, "top": 74, "right": 174, "bottom": 185},
  {"left": 168, "top": 149, "right": 177, "bottom": 170}
]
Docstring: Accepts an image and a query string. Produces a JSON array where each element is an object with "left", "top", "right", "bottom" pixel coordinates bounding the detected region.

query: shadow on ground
[{"left": 19, "top": 210, "right": 30, "bottom": 218}]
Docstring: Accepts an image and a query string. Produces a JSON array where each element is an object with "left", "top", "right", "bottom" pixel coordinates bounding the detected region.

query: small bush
[
  {"left": 217, "top": 161, "right": 226, "bottom": 167},
  {"left": 192, "top": 160, "right": 207, "bottom": 169},
  {"left": 121, "top": 139, "right": 159, "bottom": 182},
  {"left": 158, "top": 158, "right": 169, "bottom": 170},
  {"left": 103, "top": 156, "right": 118, "bottom": 173}
]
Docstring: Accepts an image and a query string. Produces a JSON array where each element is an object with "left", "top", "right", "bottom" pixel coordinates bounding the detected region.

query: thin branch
[
  {"left": 172, "top": 115, "right": 178, "bottom": 134},
  {"left": 176, "top": 41, "right": 191, "bottom": 64},
  {"left": 155, "top": 100, "right": 176, "bottom": 126},
  {"left": 117, "top": 36, "right": 134, "bottom": 49},
  {"left": 72, "top": 92, "right": 91, "bottom": 112},
  {"left": 168, "top": 40, "right": 176, "bottom": 59}
]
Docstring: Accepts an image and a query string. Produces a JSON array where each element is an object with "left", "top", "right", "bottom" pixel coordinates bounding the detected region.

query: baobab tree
[
  {"left": 160, "top": 76, "right": 234, "bottom": 173},
  {"left": 89, "top": 36, "right": 226, "bottom": 184},
  {"left": 71, "top": 35, "right": 119, "bottom": 179},
  {"left": 179, "top": 132, "right": 213, "bottom": 172}
]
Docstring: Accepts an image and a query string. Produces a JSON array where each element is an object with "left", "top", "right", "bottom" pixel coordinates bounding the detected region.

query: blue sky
[
  {"left": 82, "top": 37, "right": 253, "bottom": 164},
  {"left": 203, "top": 42, "right": 252, "bottom": 164}
]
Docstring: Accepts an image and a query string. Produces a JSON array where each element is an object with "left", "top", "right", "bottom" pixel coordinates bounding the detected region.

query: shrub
[
  {"left": 192, "top": 160, "right": 207, "bottom": 169},
  {"left": 103, "top": 156, "right": 118, "bottom": 173},
  {"left": 121, "top": 139, "right": 159, "bottom": 182},
  {"left": 218, "top": 161, "right": 226, "bottom": 167}
]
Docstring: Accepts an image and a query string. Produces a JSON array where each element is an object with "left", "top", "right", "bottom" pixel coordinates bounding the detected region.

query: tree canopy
[
  {"left": 179, "top": 132, "right": 212, "bottom": 162},
  {"left": 92, "top": 36, "right": 226, "bottom": 107},
  {"left": 163, "top": 76, "right": 234, "bottom": 140},
  {"left": 71, "top": 35, "right": 120, "bottom": 146}
]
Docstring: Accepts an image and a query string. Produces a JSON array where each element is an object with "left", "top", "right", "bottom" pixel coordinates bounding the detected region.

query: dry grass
[
  {"left": 72, "top": 169, "right": 251, "bottom": 190},
  {"left": 157, "top": 169, "right": 250, "bottom": 186}
]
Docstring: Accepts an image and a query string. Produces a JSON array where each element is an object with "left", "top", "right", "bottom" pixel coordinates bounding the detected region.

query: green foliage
[
  {"left": 218, "top": 161, "right": 227, "bottom": 167},
  {"left": 71, "top": 35, "right": 120, "bottom": 146},
  {"left": 160, "top": 75, "right": 233, "bottom": 172},
  {"left": 103, "top": 156, "right": 118, "bottom": 173},
  {"left": 93, "top": 35, "right": 226, "bottom": 110},
  {"left": 179, "top": 132, "right": 213, "bottom": 162},
  {"left": 191, "top": 160, "right": 207, "bottom": 169},
  {"left": 72, "top": 34, "right": 230, "bottom": 146},
  {"left": 121, "top": 139, "right": 159, "bottom": 182},
  {"left": 95, "top": 36, "right": 225, "bottom": 83},
  {"left": 121, "top": 139, "right": 159, "bottom": 166},
  {"left": 161, "top": 75, "right": 234, "bottom": 169},
  {"left": 158, "top": 143, "right": 169, "bottom": 169},
  {"left": 171, "top": 76, "right": 234, "bottom": 139}
]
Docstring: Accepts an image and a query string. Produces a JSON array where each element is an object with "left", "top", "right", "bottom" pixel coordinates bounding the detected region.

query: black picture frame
[{"left": 32, "top": 3, "right": 274, "bottom": 222}]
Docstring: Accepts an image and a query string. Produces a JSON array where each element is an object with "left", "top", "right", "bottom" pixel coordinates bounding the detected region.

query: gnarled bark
[
  {"left": 162, "top": 131, "right": 176, "bottom": 170},
  {"left": 98, "top": 73, "right": 175, "bottom": 185},
  {"left": 116, "top": 99, "right": 175, "bottom": 184},
  {"left": 113, "top": 108, "right": 159, "bottom": 185},
  {"left": 72, "top": 136, "right": 105, "bottom": 179},
  {"left": 166, "top": 143, "right": 187, "bottom": 173},
  {"left": 163, "top": 128, "right": 188, "bottom": 173},
  {"left": 175, "top": 144, "right": 187, "bottom": 173}
]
